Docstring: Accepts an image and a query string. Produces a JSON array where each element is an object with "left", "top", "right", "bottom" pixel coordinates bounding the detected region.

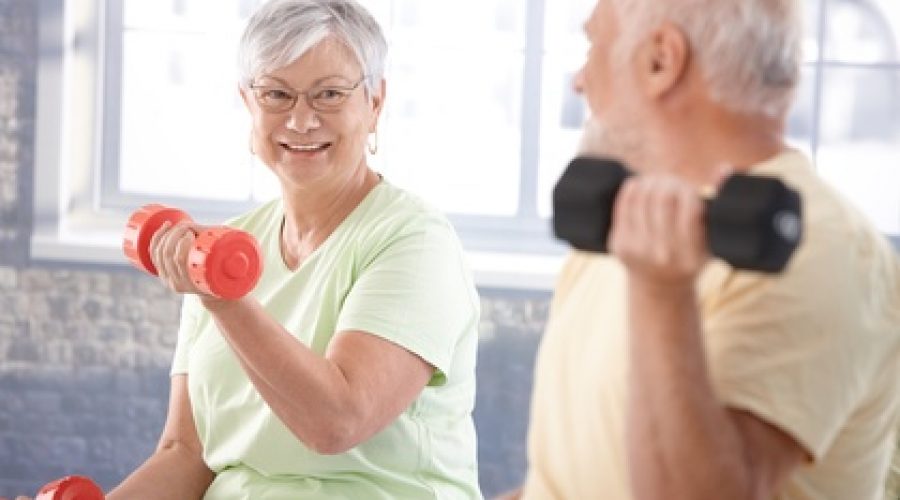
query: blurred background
[{"left": 0, "top": 0, "right": 898, "bottom": 497}]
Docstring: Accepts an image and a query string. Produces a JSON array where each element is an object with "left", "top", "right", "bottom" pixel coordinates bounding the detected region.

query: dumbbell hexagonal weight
[
  {"left": 552, "top": 157, "right": 803, "bottom": 273},
  {"left": 36, "top": 475, "right": 104, "bottom": 500},
  {"left": 123, "top": 204, "right": 263, "bottom": 299}
]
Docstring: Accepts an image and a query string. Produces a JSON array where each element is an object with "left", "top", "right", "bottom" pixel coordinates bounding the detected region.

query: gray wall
[{"left": 0, "top": 0, "right": 548, "bottom": 497}]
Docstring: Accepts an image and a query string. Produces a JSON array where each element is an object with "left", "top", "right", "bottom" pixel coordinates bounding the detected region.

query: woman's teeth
[{"left": 283, "top": 143, "right": 330, "bottom": 152}]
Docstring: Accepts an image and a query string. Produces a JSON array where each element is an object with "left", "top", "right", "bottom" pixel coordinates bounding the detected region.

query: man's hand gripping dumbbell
[
  {"left": 123, "top": 204, "right": 263, "bottom": 299},
  {"left": 553, "top": 157, "right": 803, "bottom": 273}
]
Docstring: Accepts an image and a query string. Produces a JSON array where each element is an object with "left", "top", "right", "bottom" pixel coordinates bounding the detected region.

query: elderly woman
[{"left": 106, "top": 0, "right": 481, "bottom": 498}]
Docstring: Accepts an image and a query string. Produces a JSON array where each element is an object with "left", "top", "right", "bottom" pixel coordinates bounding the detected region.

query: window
[
  {"left": 813, "top": 0, "right": 900, "bottom": 237},
  {"left": 33, "top": 0, "right": 900, "bottom": 289}
]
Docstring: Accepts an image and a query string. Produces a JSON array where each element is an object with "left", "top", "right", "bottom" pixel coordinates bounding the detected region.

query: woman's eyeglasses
[{"left": 249, "top": 76, "right": 367, "bottom": 113}]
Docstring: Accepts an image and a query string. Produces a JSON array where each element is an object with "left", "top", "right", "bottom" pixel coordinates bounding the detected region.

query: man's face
[{"left": 574, "top": 0, "right": 646, "bottom": 163}]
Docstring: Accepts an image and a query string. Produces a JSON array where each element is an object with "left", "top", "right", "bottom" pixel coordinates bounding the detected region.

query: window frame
[{"left": 31, "top": 0, "right": 899, "bottom": 292}]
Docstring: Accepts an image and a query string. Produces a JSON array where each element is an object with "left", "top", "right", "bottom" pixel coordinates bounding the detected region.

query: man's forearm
[{"left": 626, "top": 279, "right": 753, "bottom": 500}]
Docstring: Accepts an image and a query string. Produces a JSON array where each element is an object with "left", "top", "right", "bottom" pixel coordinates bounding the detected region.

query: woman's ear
[
  {"left": 635, "top": 22, "right": 690, "bottom": 100},
  {"left": 239, "top": 83, "right": 254, "bottom": 111},
  {"left": 369, "top": 79, "right": 386, "bottom": 133}
]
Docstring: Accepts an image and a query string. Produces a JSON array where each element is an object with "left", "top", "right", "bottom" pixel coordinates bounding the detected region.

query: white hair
[
  {"left": 238, "top": 0, "right": 387, "bottom": 94},
  {"left": 612, "top": 0, "right": 803, "bottom": 117}
]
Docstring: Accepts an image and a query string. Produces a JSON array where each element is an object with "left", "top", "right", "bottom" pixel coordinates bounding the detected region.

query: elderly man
[{"left": 502, "top": 0, "right": 900, "bottom": 499}]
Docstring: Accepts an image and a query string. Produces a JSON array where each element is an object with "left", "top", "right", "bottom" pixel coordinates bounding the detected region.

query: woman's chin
[{"left": 271, "top": 161, "right": 333, "bottom": 188}]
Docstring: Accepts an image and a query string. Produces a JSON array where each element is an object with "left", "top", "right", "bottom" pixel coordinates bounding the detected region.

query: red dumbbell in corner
[
  {"left": 123, "top": 204, "right": 263, "bottom": 300},
  {"left": 35, "top": 475, "right": 104, "bottom": 500}
]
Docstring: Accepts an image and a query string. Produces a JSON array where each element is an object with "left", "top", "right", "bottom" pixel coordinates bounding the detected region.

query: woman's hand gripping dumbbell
[
  {"left": 552, "top": 157, "right": 803, "bottom": 273},
  {"left": 0, "top": 475, "right": 105, "bottom": 500},
  {"left": 35, "top": 475, "right": 104, "bottom": 500},
  {"left": 123, "top": 204, "right": 263, "bottom": 299}
]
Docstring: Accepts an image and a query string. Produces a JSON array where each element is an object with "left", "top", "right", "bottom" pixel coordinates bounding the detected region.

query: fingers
[
  {"left": 609, "top": 173, "right": 708, "bottom": 281},
  {"left": 677, "top": 182, "right": 707, "bottom": 266},
  {"left": 149, "top": 220, "right": 200, "bottom": 293},
  {"left": 148, "top": 219, "right": 172, "bottom": 276},
  {"left": 711, "top": 163, "right": 735, "bottom": 190},
  {"left": 172, "top": 227, "right": 198, "bottom": 288}
]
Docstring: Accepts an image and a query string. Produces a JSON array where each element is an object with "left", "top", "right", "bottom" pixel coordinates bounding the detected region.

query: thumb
[{"left": 713, "top": 163, "right": 735, "bottom": 189}]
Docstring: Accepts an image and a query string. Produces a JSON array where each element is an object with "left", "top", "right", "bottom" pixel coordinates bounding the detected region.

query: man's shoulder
[{"left": 755, "top": 149, "right": 897, "bottom": 278}]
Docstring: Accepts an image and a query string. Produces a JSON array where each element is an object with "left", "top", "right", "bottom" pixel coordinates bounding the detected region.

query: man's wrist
[{"left": 627, "top": 273, "right": 697, "bottom": 301}]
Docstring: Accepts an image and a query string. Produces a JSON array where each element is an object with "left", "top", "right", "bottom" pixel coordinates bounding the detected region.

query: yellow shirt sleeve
[{"left": 701, "top": 155, "right": 900, "bottom": 463}]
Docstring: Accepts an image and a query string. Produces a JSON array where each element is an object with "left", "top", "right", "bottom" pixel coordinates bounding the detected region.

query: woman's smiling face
[{"left": 243, "top": 36, "right": 384, "bottom": 190}]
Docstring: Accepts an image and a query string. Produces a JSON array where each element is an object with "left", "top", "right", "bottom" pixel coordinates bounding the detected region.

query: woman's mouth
[{"left": 280, "top": 142, "right": 332, "bottom": 155}]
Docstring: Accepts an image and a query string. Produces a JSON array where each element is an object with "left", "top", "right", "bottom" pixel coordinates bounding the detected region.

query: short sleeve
[
  {"left": 703, "top": 263, "right": 871, "bottom": 462},
  {"left": 335, "top": 217, "right": 478, "bottom": 387},
  {"left": 170, "top": 294, "right": 204, "bottom": 376}
]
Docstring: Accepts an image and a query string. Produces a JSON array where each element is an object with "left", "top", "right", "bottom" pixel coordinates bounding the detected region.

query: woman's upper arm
[
  {"left": 325, "top": 330, "right": 434, "bottom": 445},
  {"left": 158, "top": 374, "right": 203, "bottom": 455}
]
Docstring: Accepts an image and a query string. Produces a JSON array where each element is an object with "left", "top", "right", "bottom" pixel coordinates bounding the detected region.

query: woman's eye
[
  {"left": 264, "top": 89, "right": 292, "bottom": 100},
  {"left": 316, "top": 89, "right": 347, "bottom": 101}
]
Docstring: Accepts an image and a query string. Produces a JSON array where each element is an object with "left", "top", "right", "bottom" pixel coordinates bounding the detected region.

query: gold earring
[{"left": 367, "top": 130, "right": 378, "bottom": 155}]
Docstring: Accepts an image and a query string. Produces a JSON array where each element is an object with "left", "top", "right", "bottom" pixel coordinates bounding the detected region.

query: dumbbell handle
[
  {"left": 36, "top": 475, "right": 104, "bottom": 500},
  {"left": 122, "top": 204, "right": 192, "bottom": 276},
  {"left": 552, "top": 157, "right": 803, "bottom": 272}
]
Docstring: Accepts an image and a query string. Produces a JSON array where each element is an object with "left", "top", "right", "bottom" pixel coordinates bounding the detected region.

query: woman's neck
[{"left": 279, "top": 165, "right": 381, "bottom": 269}]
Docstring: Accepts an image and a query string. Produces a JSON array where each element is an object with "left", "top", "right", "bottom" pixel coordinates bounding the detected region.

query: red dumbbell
[
  {"left": 35, "top": 475, "right": 104, "bottom": 500},
  {"left": 123, "top": 204, "right": 263, "bottom": 300}
]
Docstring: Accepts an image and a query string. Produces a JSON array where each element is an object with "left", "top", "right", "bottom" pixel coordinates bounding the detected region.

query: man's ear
[
  {"left": 635, "top": 22, "right": 690, "bottom": 100},
  {"left": 369, "top": 79, "right": 386, "bottom": 133}
]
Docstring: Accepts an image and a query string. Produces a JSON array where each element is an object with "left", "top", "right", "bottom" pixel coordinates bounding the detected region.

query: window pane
[
  {"left": 378, "top": 50, "right": 523, "bottom": 215},
  {"left": 824, "top": 0, "right": 900, "bottom": 63},
  {"left": 119, "top": 30, "right": 258, "bottom": 201},
  {"left": 124, "top": 0, "right": 254, "bottom": 31},
  {"left": 389, "top": 0, "right": 526, "bottom": 50},
  {"left": 373, "top": 0, "right": 527, "bottom": 216},
  {"left": 119, "top": 0, "right": 525, "bottom": 216},
  {"left": 802, "top": 0, "right": 823, "bottom": 62},
  {"left": 537, "top": 0, "right": 595, "bottom": 218},
  {"left": 785, "top": 65, "right": 817, "bottom": 157},
  {"left": 816, "top": 67, "right": 900, "bottom": 234}
]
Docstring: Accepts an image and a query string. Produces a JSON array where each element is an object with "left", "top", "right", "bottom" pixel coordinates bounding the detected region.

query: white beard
[{"left": 577, "top": 113, "right": 645, "bottom": 166}]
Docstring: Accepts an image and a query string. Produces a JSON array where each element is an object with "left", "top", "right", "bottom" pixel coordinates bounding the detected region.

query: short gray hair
[
  {"left": 238, "top": 0, "right": 387, "bottom": 93},
  {"left": 612, "top": 0, "right": 803, "bottom": 117}
]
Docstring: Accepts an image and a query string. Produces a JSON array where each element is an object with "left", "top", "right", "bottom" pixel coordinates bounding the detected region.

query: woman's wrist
[{"left": 199, "top": 294, "right": 242, "bottom": 313}]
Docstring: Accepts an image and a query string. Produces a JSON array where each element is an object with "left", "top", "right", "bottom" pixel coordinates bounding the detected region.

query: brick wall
[{"left": 0, "top": 2, "right": 545, "bottom": 498}]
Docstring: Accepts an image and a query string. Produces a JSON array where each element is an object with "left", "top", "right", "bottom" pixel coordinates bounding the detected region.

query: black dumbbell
[{"left": 552, "top": 156, "right": 803, "bottom": 273}]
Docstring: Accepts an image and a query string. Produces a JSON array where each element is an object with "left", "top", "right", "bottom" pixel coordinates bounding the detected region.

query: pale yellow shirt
[{"left": 522, "top": 150, "right": 900, "bottom": 500}]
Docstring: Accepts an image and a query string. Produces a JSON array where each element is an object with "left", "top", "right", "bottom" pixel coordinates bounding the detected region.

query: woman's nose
[{"left": 284, "top": 99, "right": 321, "bottom": 133}]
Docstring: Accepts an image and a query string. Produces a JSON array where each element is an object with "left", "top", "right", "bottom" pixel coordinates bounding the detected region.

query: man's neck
[{"left": 640, "top": 107, "right": 788, "bottom": 188}]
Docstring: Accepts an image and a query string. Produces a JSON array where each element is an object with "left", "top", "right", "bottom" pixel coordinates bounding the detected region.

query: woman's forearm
[
  {"left": 201, "top": 297, "right": 363, "bottom": 453},
  {"left": 107, "top": 441, "right": 214, "bottom": 500}
]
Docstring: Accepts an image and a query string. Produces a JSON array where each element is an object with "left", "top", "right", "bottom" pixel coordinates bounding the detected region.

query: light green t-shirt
[{"left": 171, "top": 181, "right": 483, "bottom": 500}]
